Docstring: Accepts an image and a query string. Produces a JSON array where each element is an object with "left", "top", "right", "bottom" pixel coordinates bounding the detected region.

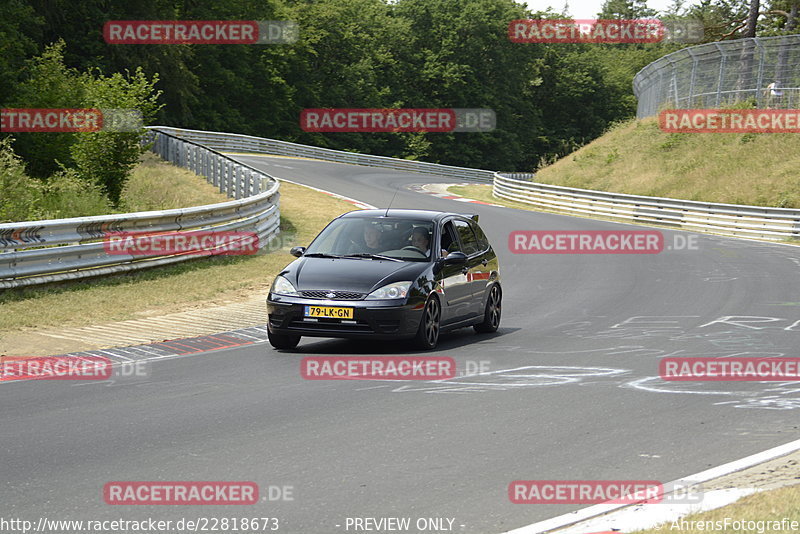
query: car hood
[{"left": 286, "top": 257, "right": 426, "bottom": 294}]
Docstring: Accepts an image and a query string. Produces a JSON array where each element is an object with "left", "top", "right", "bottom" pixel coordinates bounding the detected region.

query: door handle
[
  {"left": 481, "top": 258, "right": 488, "bottom": 266},
  {"left": 461, "top": 267, "right": 469, "bottom": 275}
]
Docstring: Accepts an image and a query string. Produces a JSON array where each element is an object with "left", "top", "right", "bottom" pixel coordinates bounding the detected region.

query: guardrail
[
  {"left": 493, "top": 173, "right": 800, "bottom": 241},
  {"left": 496, "top": 172, "right": 536, "bottom": 181},
  {"left": 0, "top": 129, "right": 280, "bottom": 289},
  {"left": 148, "top": 126, "right": 497, "bottom": 183},
  {"left": 4, "top": 124, "right": 796, "bottom": 290}
]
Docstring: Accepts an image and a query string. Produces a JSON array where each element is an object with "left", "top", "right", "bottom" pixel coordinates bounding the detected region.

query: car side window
[
  {"left": 453, "top": 220, "right": 479, "bottom": 256},
  {"left": 440, "top": 221, "right": 461, "bottom": 256},
  {"left": 471, "top": 221, "right": 489, "bottom": 252}
]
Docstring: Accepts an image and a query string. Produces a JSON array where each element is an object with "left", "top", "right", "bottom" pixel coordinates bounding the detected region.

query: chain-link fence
[{"left": 633, "top": 34, "right": 800, "bottom": 118}]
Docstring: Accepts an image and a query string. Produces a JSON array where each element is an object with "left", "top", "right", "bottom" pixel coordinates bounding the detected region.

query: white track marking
[{"left": 503, "top": 437, "right": 800, "bottom": 533}]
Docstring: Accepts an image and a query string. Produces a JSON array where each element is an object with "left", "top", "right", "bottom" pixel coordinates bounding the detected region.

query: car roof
[{"left": 339, "top": 209, "right": 473, "bottom": 223}]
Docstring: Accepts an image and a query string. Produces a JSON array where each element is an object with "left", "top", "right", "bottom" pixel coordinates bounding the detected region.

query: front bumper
[{"left": 267, "top": 294, "right": 424, "bottom": 340}]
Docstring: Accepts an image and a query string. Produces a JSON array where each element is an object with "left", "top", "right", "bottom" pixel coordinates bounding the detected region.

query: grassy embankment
[{"left": 451, "top": 116, "right": 800, "bottom": 210}]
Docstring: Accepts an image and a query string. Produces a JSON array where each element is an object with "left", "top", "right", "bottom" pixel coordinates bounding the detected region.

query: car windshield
[{"left": 304, "top": 218, "right": 434, "bottom": 261}]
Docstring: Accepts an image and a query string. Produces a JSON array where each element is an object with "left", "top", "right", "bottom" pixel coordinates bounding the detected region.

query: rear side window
[
  {"left": 471, "top": 222, "right": 489, "bottom": 252},
  {"left": 440, "top": 221, "right": 460, "bottom": 254},
  {"left": 453, "top": 220, "right": 479, "bottom": 256}
]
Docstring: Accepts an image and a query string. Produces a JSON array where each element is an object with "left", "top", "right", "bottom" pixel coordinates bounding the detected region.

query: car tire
[
  {"left": 474, "top": 284, "right": 501, "bottom": 334},
  {"left": 414, "top": 295, "right": 441, "bottom": 350},
  {"left": 268, "top": 329, "right": 301, "bottom": 350}
]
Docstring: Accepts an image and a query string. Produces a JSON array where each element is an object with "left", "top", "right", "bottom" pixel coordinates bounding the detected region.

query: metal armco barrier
[
  {"left": 4, "top": 125, "right": 797, "bottom": 290},
  {"left": 148, "top": 126, "right": 497, "bottom": 183},
  {"left": 493, "top": 173, "right": 800, "bottom": 241},
  {"left": 0, "top": 130, "right": 280, "bottom": 289}
]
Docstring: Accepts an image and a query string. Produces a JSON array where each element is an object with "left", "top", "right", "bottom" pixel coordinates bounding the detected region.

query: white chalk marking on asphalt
[
  {"left": 552, "top": 488, "right": 760, "bottom": 534},
  {"left": 623, "top": 376, "right": 736, "bottom": 396},
  {"left": 502, "top": 436, "right": 800, "bottom": 534}
]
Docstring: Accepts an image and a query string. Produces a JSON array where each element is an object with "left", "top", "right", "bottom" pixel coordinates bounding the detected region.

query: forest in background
[{"left": 0, "top": 0, "right": 798, "bottom": 221}]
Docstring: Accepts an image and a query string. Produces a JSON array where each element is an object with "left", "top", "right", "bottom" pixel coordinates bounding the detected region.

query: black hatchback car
[{"left": 266, "top": 209, "right": 501, "bottom": 350}]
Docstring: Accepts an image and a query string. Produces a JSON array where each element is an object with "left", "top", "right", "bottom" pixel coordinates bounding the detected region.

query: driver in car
[{"left": 410, "top": 227, "right": 431, "bottom": 255}]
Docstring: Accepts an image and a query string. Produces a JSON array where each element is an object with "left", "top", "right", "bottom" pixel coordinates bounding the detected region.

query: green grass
[
  {"left": 632, "top": 484, "right": 800, "bottom": 533},
  {"left": 528, "top": 117, "right": 800, "bottom": 208},
  {"left": 119, "top": 152, "right": 231, "bottom": 211},
  {"left": 0, "top": 162, "right": 355, "bottom": 334}
]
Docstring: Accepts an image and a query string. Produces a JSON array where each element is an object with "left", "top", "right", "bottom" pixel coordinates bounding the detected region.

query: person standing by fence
[{"left": 764, "top": 80, "right": 784, "bottom": 108}]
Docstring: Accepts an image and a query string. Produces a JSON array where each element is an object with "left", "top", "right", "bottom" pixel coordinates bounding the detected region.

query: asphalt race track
[{"left": 2, "top": 154, "right": 799, "bottom": 533}]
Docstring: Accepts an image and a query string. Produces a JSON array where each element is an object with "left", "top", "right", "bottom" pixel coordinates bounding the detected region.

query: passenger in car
[{"left": 363, "top": 224, "right": 383, "bottom": 251}]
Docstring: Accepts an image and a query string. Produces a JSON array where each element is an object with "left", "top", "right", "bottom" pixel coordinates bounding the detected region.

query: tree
[
  {"left": 686, "top": 0, "right": 748, "bottom": 41},
  {"left": 391, "top": 0, "right": 544, "bottom": 169},
  {"left": 26, "top": 0, "right": 198, "bottom": 126},
  {"left": 744, "top": 0, "right": 761, "bottom": 36},
  {"left": 9, "top": 41, "right": 85, "bottom": 178},
  {"left": 71, "top": 68, "right": 163, "bottom": 206},
  {"left": 597, "top": 0, "right": 658, "bottom": 18},
  {"left": 0, "top": 0, "right": 42, "bottom": 105},
  {"left": 7, "top": 39, "right": 162, "bottom": 207}
]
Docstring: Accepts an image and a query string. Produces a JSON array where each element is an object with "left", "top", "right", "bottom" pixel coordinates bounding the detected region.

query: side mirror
[
  {"left": 290, "top": 246, "right": 306, "bottom": 257},
  {"left": 443, "top": 251, "right": 467, "bottom": 265}
]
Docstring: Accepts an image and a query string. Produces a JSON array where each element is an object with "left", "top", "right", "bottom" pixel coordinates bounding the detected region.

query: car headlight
[
  {"left": 271, "top": 275, "right": 299, "bottom": 296},
  {"left": 365, "top": 281, "right": 412, "bottom": 300}
]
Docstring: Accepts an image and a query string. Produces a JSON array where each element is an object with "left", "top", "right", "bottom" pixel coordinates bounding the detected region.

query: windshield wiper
[
  {"left": 343, "top": 253, "right": 403, "bottom": 262},
  {"left": 303, "top": 253, "right": 343, "bottom": 258}
]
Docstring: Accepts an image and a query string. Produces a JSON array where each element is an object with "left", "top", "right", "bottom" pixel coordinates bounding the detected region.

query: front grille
[
  {"left": 299, "top": 290, "right": 365, "bottom": 300},
  {"left": 288, "top": 320, "right": 373, "bottom": 333}
]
